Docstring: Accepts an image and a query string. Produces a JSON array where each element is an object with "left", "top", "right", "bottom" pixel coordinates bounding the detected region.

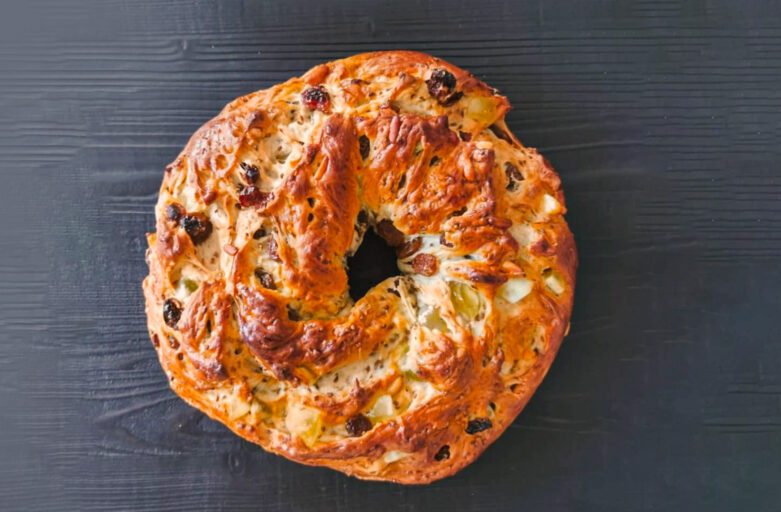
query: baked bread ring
[{"left": 143, "top": 51, "right": 576, "bottom": 484}]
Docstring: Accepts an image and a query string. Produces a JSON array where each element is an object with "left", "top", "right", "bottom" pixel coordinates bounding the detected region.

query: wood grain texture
[{"left": 1, "top": 0, "right": 779, "bottom": 510}]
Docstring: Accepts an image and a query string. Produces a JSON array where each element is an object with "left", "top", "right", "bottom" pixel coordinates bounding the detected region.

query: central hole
[{"left": 347, "top": 228, "right": 399, "bottom": 301}]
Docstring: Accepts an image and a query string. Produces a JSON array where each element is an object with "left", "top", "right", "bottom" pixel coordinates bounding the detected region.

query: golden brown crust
[{"left": 143, "top": 51, "right": 577, "bottom": 484}]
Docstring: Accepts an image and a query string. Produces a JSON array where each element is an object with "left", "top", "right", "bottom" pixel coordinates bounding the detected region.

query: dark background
[{"left": 1, "top": 0, "right": 779, "bottom": 510}]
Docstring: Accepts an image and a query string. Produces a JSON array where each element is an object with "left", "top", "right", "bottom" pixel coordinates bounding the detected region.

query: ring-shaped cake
[{"left": 143, "top": 51, "right": 577, "bottom": 483}]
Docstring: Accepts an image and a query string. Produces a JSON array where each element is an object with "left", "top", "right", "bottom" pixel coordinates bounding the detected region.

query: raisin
[
  {"left": 426, "top": 69, "right": 462, "bottom": 105},
  {"left": 202, "top": 189, "right": 217, "bottom": 204},
  {"left": 459, "top": 131, "right": 471, "bottom": 141},
  {"left": 166, "top": 202, "right": 185, "bottom": 222},
  {"left": 439, "top": 233, "right": 453, "bottom": 248},
  {"left": 376, "top": 219, "right": 405, "bottom": 247},
  {"left": 286, "top": 305, "right": 301, "bottom": 321},
  {"left": 254, "top": 269, "right": 276, "bottom": 289},
  {"left": 428, "top": 69, "right": 456, "bottom": 90},
  {"left": 247, "top": 110, "right": 264, "bottom": 129},
  {"left": 467, "top": 269, "right": 506, "bottom": 284},
  {"left": 448, "top": 207, "right": 467, "bottom": 218},
  {"left": 345, "top": 414, "right": 373, "bottom": 437},
  {"left": 532, "top": 237, "right": 553, "bottom": 256},
  {"left": 180, "top": 214, "right": 212, "bottom": 245},
  {"left": 411, "top": 253, "right": 438, "bottom": 276},
  {"left": 301, "top": 86, "right": 330, "bottom": 111},
  {"left": 239, "top": 186, "right": 272, "bottom": 208},
  {"left": 359, "top": 135, "right": 370, "bottom": 159},
  {"left": 163, "top": 298, "right": 182, "bottom": 328},
  {"left": 240, "top": 162, "right": 260, "bottom": 183},
  {"left": 253, "top": 228, "right": 266, "bottom": 240},
  {"left": 397, "top": 237, "right": 422, "bottom": 259},
  {"left": 434, "top": 445, "right": 450, "bottom": 461},
  {"left": 397, "top": 173, "right": 407, "bottom": 190},
  {"left": 429, "top": 156, "right": 440, "bottom": 166},
  {"left": 465, "top": 417, "right": 492, "bottom": 435},
  {"left": 505, "top": 162, "right": 524, "bottom": 190}
]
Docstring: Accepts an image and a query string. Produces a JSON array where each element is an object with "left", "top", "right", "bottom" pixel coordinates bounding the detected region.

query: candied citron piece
[
  {"left": 466, "top": 96, "right": 498, "bottom": 124},
  {"left": 422, "top": 305, "right": 448, "bottom": 332},
  {"left": 449, "top": 281, "right": 482, "bottom": 320},
  {"left": 174, "top": 277, "right": 199, "bottom": 300},
  {"left": 383, "top": 450, "right": 409, "bottom": 464},
  {"left": 541, "top": 194, "right": 562, "bottom": 215},
  {"left": 285, "top": 402, "right": 322, "bottom": 447},
  {"left": 404, "top": 369, "right": 424, "bottom": 382},
  {"left": 542, "top": 269, "right": 565, "bottom": 296},
  {"left": 498, "top": 277, "right": 533, "bottom": 303},
  {"left": 227, "top": 397, "right": 251, "bottom": 420},
  {"left": 367, "top": 395, "right": 395, "bottom": 419}
]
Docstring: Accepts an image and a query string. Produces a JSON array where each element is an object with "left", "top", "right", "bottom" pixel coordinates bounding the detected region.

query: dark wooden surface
[{"left": 1, "top": 0, "right": 780, "bottom": 510}]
